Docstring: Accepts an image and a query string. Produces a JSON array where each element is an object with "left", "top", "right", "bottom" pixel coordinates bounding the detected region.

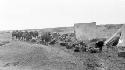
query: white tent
[
  {"left": 74, "top": 22, "right": 96, "bottom": 41},
  {"left": 118, "top": 24, "right": 125, "bottom": 47}
]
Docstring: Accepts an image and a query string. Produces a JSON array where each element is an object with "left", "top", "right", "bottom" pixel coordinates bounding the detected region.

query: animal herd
[
  {"left": 12, "top": 30, "right": 74, "bottom": 45},
  {"left": 11, "top": 30, "right": 107, "bottom": 53},
  {"left": 12, "top": 30, "right": 38, "bottom": 41}
]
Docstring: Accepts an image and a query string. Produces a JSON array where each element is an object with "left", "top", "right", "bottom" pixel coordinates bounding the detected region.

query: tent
[
  {"left": 74, "top": 22, "right": 97, "bottom": 41},
  {"left": 117, "top": 24, "right": 125, "bottom": 47}
]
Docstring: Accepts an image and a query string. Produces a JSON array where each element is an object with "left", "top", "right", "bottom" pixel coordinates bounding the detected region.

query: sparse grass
[
  {"left": 0, "top": 24, "right": 125, "bottom": 70},
  {"left": 0, "top": 41, "right": 10, "bottom": 46},
  {"left": 0, "top": 41, "right": 80, "bottom": 70}
]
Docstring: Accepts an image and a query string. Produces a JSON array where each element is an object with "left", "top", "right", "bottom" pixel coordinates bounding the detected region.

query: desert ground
[{"left": 0, "top": 24, "right": 125, "bottom": 70}]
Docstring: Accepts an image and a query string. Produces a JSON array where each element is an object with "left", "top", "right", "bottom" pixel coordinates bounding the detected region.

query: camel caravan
[{"left": 11, "top": 22, "right": 125, "bottom": 54}]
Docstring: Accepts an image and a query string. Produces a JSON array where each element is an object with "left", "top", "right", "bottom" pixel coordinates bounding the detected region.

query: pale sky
[{"left": 0, "top": 0, "right": 125, "bottom": 31}]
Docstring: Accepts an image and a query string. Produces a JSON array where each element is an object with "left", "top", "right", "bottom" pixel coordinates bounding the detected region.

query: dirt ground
[{"left": 0, "top": 30, "right": 125, "bottom": 70}]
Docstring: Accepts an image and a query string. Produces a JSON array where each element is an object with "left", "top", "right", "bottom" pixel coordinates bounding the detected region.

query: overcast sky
[{"left": 0, "top": 0, "right": 125, "bottom": 30}]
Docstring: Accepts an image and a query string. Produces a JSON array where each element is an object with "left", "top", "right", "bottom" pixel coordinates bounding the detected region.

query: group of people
[
  {"left": 59, "top": 39, "right": 105, "bottom": 53},
  {"left": 37, "top": 32, "right": 75, "bottom": 45}
]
